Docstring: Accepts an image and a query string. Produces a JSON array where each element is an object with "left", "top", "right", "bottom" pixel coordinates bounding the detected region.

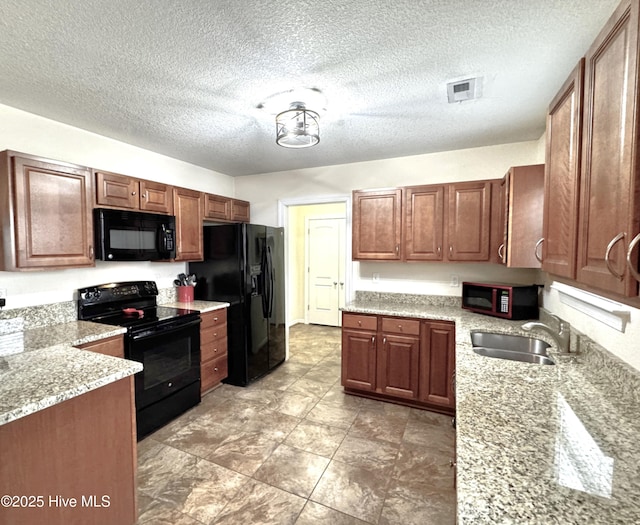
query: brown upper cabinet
[
  {"left": 576, "top": 0, "right": 640, "bottom": 297},
  {"left": 95, "top": 170, "right": 173, "bottom": 214},
  {"left": 352, "top": 188, "right": 403, "bottom": 260},
  {"left": 498, "top": 165, "right": 545, "bottom": 268},
  {"left": 404, "top": 185, "right": 445, "bottom": 261},
  {"left": 173, "top": 187, "right": 204, "bottom": 262},
  {"left": 203, "top": 193, "right": 250, "bottom": 223},
  {"left": 447, "top": 181, "right": 492, "bottom": 262},
  {"left": 355, "top": 181, "right": 494, "bottom": 262},
  {"left": 542, "top": 60, "right": 584, "bottom": 279},
  {"left": 0, "top": 150, "right": 94, "bottom": 270}
]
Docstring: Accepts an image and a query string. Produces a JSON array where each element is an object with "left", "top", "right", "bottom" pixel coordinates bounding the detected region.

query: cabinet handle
[
  {"left": 605, "top": 232, "right": 625, "bottom": 280},
  {"left": 371, "top": 336, "right": 376, "bottom": 346},
  {"left": 626, "top": 232, "right": 640, "bottom": 282},
  {"left": 131, "top": 191, "right": 136, "bottom": 196},
  {"left": 142, "top": 192, "right": 147, "bottom": 199},
  {"left": 451, "top": 371, "right": 456, "bottom": 395},
  {"left": 358, "top": 320, "right": 362, "bottom": 326},
  {"left": 498, "top": 243, "right": 505, "bottom": 262},
  {"left": 437, "top": 246, "right": 441, "bottom": 256},
  {"left": 534, "top": 238, "right": 544, "bottom": 263},
  {"left": 383, "top": 337, "right": 387, "bottom": 345},
  {"left": 89, "top": 245, "right": 94, "bottom": 259},
  {"left": 214, "top": 367, "right": 218, "bottom": 372},
  {"left": 449, "top": 245, "right": 453, "bottom": 255},
  {"left": 395, "top": 244, "right": 399, "bottom": 255},
  {"left": 397, "top": 324, "right": 402, "bottom": 330}
]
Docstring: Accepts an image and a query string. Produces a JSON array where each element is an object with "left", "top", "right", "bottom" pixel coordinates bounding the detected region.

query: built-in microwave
[
  {"left": 461, "top": 282, "right": 539, "bottom": 320},
  {"left": 94, "top": 208, "right": 176, "bottom": 261}
]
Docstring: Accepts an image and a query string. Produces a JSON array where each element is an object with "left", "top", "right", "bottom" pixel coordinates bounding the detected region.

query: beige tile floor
[{"left": 137, "top": 324, "right": 456, "bottom": 525}]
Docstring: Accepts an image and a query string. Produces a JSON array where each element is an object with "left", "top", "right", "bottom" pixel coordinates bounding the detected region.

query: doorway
[{"left": 279, "top": 197, "right": 351, "bottom": 328}]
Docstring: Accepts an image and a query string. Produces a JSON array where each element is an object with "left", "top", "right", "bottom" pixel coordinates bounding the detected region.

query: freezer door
[{"left": 267, "top": 227, "right": 286, "bottom": 369}]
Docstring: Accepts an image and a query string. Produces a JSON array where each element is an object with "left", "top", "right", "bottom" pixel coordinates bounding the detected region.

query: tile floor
[{"left": 137, "top": 324, "right": 457, "bottom": 525}]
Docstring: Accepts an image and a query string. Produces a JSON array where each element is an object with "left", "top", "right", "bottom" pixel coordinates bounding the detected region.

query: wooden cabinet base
[
  {"left": 343, "top": 387, "right": 455, "bottom": 416},
  {"left": 0, "top": 377, "right": 137, "bottom": 525}
]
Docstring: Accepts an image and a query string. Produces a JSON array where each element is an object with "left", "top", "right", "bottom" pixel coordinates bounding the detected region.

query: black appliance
[
  {"left": 461, "top": 281, "right": 539, "bottom": 320},
  {"left": 189, "top": 224, "right": 285, "bottom": 386},
  {"left": 94, "top": 208, "right": 176, "bottom": 261},
  {"left": 78, "top": 281, "right": 201, "bottom": 439}
]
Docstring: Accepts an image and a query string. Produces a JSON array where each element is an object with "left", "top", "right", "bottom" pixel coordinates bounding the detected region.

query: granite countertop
[
  {"left": 161, "top": 300, "right": 230, "bottom": 313},
  {"left": 0, "top": 300, "right": 229, "bottom": 427},
  {"left": 344, "top": 298, "right": 640, "bottom": 524},
  {"left": 0, "top": 321, "right": 140, "bottom": 426}
]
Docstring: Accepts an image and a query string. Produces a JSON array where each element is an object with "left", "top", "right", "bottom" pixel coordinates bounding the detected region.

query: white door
[{"left": 306, "top": 217, "right": 346, "bottom": 326}]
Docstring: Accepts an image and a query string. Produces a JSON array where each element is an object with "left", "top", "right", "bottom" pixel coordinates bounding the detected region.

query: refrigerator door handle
[
  {"left": 267, "top": 246, "right": 274, "bottom": 318},
  {"left": 260, "top": 245, "right": 269, "bottom": 318}
]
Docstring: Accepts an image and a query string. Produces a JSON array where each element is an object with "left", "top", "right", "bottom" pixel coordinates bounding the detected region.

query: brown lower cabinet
[
  {"left": 341, "top": 312, "right": 455, "bottom": 414},
  {"left": 75, "top": 334, "right": 124, "bottom": 358},
  {"left": 0, "top": 377, "right": 137, "bottom": 525},
  {"left": 200, "top": 308, "right": 228, "bottom": 393}
]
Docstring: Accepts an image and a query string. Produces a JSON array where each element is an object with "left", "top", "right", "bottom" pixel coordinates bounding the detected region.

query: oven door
[{"left": 128, "top": 316, "right": 201, "bottom": 410}]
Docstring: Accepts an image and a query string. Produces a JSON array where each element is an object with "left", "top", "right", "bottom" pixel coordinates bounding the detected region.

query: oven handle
[{"left": 130, "top": 317, "right": 201, "bottom": 341}]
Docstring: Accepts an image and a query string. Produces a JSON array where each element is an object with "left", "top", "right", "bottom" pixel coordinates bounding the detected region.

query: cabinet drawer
[
  {"left": 343, "top": 313, "right": 377, "bottom": 331},
  {"left": 201, "top": 324, "right": 227, "bottom": 346},
  {"left": 201, "top": 354, "right": 228, "bottom": 392},
  {"left": 381, "top": 317, "right": 420, "bottom": 335},
  {"left": 201, "top": 337, "right": 228, "bottom": 362},
  {"left": 201, "top": 309, "right": 227, "bottom": 329}
]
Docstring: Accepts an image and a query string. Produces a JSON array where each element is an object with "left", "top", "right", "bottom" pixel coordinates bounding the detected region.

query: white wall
[
  {"left": 0, "top": 104, "right": 235, "bottom": 308},
  {"left": 236, "top": 140, "right": 542, "bottom": 226}
]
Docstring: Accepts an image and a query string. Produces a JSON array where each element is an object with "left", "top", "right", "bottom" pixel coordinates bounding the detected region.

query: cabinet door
[
  {"left": 231, "top": 199, "right": 250, "bottom": 222},
  {"left": 95, "top": 170, "right": 138, "bottom": 209},
  {"left": 341, "top": 328, "right": 377, "bottom": 391},
  {"left": 378, "top": 333, "right": 419, "bottom": 399},
  {"left": 9, "top": 154, "right": 94, "bottom": 269},
  {"left": 420, "top": 321, "right": 455, "bottom": 409},
  {"left": 204, "top": 193, "right": 231, "bottom": 221},
  {"left": 139, "top": 180, "right": 172, "bottom": 214},
  {"left": 577, "top": 0, "right": 640, "bottom": 296},
  {"left": 504, "top": 165, "right": 545, "bottom": 268},
  {"left": 404, "top": 185, "right": 444, "bottom": 261},
  {"left": 542, "top": 60, "right": 584, "bottom": 279},
  {"left": 447, "top": 181, "right": 491, "bottom": 261},
  {"left": 173, "top": 187, "right": 203, "bottom": 261},
  {"left": 352, "top": 189, "right": 402, "bottom": 260}
]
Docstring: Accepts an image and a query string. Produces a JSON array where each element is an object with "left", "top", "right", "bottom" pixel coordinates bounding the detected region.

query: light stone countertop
[
  {"left": 343, "top": 299, "right": 640, "bottom": 524},
  {"left": 160, "top": 300, "right": 230, "bottom": 313},
  {"left": 0, "top": 321, "right": 139, "bottom": 426},
  {"left": 0, "top": 300, "right": 229, "bottom": 427}
]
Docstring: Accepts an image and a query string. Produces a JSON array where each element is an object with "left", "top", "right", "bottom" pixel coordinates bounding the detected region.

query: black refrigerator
[{"left": 189, "top": 223, "right": 286, "bottom": 386}]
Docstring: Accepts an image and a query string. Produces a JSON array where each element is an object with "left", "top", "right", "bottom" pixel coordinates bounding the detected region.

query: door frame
[
  {"left": 304, "top": 214, "right": 347, "bottom": 326},
  {"left": 277, "top": 194, "right": 353, "bottom": 328}
]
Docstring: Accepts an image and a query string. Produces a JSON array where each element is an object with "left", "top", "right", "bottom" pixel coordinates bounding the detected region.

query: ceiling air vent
[{"left": 447, "top": 77, "right": 481, "bottom": 103}]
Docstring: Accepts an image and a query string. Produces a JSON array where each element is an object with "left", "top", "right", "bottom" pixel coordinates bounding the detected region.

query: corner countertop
[
  {"left": 343, "top": 300, "right": 640, "bottom": 524},
  {"left": 0, "top": 321, "right": 140, "bottom": 426},
  {"left": 0, "top": 299, "right": 229, "bottom": 427}
]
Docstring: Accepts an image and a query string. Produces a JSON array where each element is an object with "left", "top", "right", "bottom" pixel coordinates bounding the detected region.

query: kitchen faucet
[{"left": 521, "top": 314, "right": 571, "bottom": 354}]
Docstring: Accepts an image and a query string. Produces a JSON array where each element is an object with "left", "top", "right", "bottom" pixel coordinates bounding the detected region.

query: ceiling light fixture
[{"left": 275, "top": 102, "right": 320, "bottom": 148}]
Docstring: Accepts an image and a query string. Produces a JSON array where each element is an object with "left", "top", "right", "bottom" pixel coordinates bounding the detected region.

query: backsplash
[{"left": 354, "top": 291, "right": 460, "bottom": 307}]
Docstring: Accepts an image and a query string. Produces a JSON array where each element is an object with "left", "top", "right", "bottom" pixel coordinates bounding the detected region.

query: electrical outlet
[
  {"left": 450, "top": 275, "right": 459, "bottom": 287},
  {"left": 0, "top": 288, "right": 6, "bottom": 299},
  {"left": 372, "top": 273, "right": 380, "bottom": 282}
]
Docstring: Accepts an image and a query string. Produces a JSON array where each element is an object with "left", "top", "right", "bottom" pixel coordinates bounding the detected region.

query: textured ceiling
[{"left": 0, "top": 0, "right": 621, "bottom": 176}]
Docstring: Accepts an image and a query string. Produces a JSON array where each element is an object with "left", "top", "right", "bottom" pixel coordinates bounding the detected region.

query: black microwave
[
  {"left": 461, "top": 282, "right": 539, "bottom": 320},
  {"left": 94, "top": 208, "right": 176, "bottom": 261}
]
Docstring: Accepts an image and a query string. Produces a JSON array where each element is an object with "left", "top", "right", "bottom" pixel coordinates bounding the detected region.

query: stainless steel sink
[{"left": 470, "top": 331, "right": 555, "bottom": 365}]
